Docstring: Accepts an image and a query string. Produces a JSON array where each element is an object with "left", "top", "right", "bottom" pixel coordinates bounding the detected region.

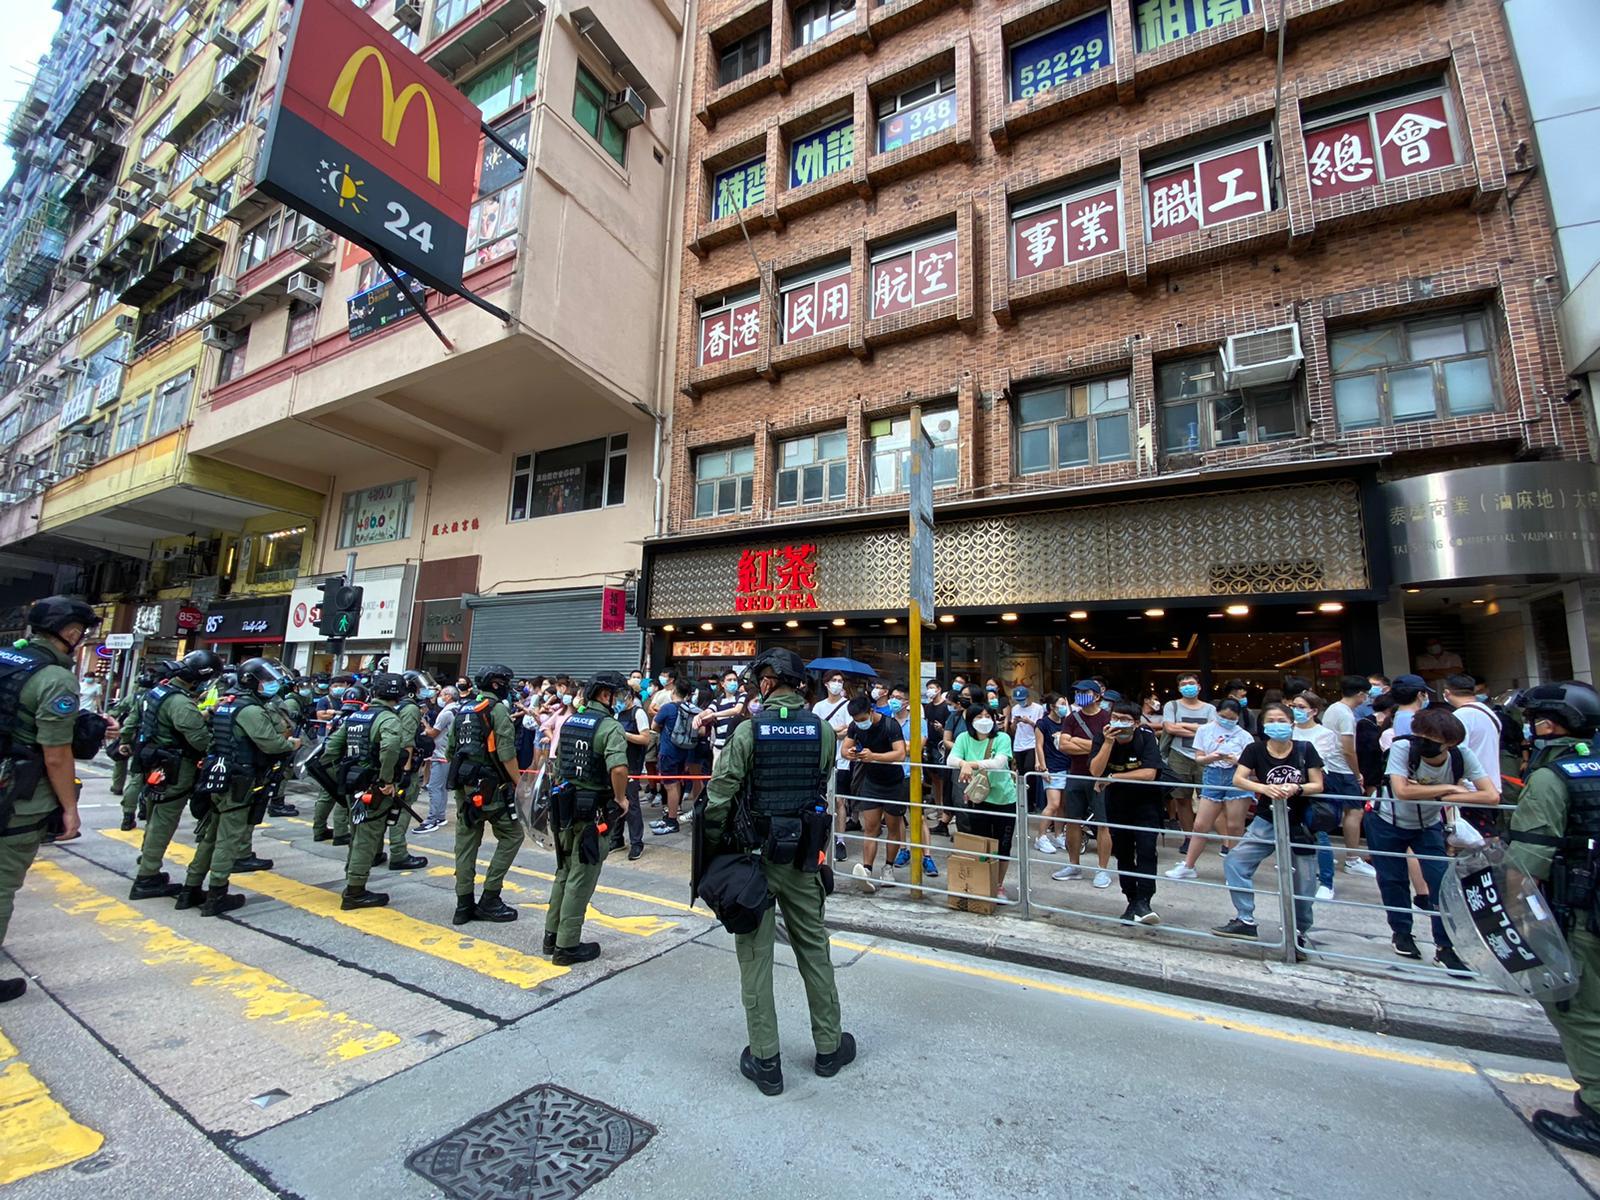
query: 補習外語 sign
[{"left": 256, "top": 0, "right": 480, "bottom": 294}]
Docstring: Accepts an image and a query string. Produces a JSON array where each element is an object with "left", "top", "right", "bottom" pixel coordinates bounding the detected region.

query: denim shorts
[
  {"left": 1044, "top": 770, "right": 1068, "bottom": 791},
  {"left": 1199, "top": 763, "right": 1248, "bottom": 804}
]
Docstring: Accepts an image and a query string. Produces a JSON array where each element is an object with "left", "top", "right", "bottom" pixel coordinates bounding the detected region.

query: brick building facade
[{"left": 643, "top": 0, "right": 1600, "bottom": 698}]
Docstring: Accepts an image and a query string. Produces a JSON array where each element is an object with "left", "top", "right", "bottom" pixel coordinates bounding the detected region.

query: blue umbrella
[{"left": 807, "top": 656, "right": 877, "bottom": 679}]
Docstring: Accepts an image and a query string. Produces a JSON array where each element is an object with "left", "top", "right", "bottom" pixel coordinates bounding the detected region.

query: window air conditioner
[
  {"left": 285, "top": 271, "right": 323, "bottom": 305},
  {"left": 209, "top": 25, "right": 243, "bottom": 57},
  {"left": 293, "top": 228, "right": 332, "bottom": 258},
  {"left": 114, "top": 314, "right": 137, "bottom": 333},
  {"left": 59, "top": 357, "right": 86, "bottom": 374},
  {"left": 1220, "top": 324, "right": 1304, "bottom": 390},
  {"left": 129, "top": 163, "right": 161, "bottom": 189},
  {"left": 190, "top": 176, "right": 222, "bottom": 203},
  {"left": 201, "top": 322, "right": 239, "bottom": 349},
  {"left": 209, "top": 275, "right": 240, "bottom": 305},
  {"left": 171, "top": 266, "right": 196, "bottom": 286},
  {"left": 0, "top": 492, "right": 20, "bottom": 505},
  {"left": 159, "top": 203, "right": 189, "bottom": 226},
  {"left": 607, "top": 88, "right": 648, "bottom": 131},
  {"left": 209, "top": 80, "right": 238, "bottom": 108},
  {"left": 149, "top": 65, "right": 174, "bottom": 89},
  {"left": 394, "top": 0, "right": 423, "bottom": 30}
]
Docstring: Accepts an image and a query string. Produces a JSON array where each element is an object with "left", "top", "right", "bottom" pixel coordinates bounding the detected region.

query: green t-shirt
[{"left": 951, "top": 729, "right": 1016, "bottom": 807}]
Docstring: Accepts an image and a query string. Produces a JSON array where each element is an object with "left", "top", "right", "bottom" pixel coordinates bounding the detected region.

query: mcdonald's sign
[{"left": 257, "top": 0, "right": 480, "bottom": 293}]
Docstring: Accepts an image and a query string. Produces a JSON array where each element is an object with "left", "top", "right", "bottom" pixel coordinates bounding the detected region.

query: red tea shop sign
[{"left": 735, "top": 544, "right": 820, "bottom": 612}]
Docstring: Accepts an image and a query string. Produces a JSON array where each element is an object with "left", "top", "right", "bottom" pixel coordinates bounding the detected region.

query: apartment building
[
  {"left": 0, "top": 0, "right": 693, "bottom": 682},
  {"left": 640, "top": 0, "right": 1600, "bottom": 696}
]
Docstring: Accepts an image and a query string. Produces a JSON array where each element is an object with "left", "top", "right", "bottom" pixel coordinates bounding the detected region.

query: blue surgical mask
[
  {"left": 1263, "top": 721, "right": 1293, "bottom": 740},
  {"left": 1292, "top": 708, "right": 1313, "bottom": 724},
  {"left": 1420, "top": 696, "right": 1431, "bottom": 708},
  {"left": 561, "top": 693, "right": 574, "bottom": 705},
  {"left": 1055, "top": 702, "right": 1070, "bottom": 717},
  {"left": 1476, "top": 693, "right": 1489, "bottom": 704},
  {"left": 658, "top": 674, "right": 669, "bottom": 686},
  {"left": 261, "top": 681, "right": 281, "bottom": 697},
  {"left": 1179, "top": 684, "right": 1200, "bottom": 699},
  {"left": 853, "top": 718, "right": 872, "bottom": 731},
  {"left": 1217, "top": 717, "right": 1238, "bottom": 730},
  {"left": 330, "top": 686, "right": 346, "bottom": 699},
  {"left": 988, "top": 697, "right": 1000, "bottom": 709},
  {"left": 887, "top": 698, "right": 904, "bottom": 715},
  {"left": 1107, "top": 720, "right": 1134, "bottom": 734},
  {"left": 613, "top": 699, "right": 628, "bottom": 714},
  {"left": 1074, "top": 691, "right": 1096, "bottom": 707},
  {"left": 1369, "top": 685, "right": 1386, "bottom": 698},
  {"left": 725, "top": 682, "right": 739, "bottom": 694}
]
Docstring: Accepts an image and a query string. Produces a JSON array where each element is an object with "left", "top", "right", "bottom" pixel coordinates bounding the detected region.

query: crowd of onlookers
[{"left": 289, "top": 659, "right": 1516, "bottom": 973}]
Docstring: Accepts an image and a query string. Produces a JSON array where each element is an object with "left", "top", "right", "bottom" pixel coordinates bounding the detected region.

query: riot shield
[
  {"left": 515, "top": 764, "right": 543, "bottom": 828},
  {"left": 291, "top": 736, "right": 324, "bottom": 779},
  {"left": 1439, "top": 844, "right": 1579, "bottom": 1003}
]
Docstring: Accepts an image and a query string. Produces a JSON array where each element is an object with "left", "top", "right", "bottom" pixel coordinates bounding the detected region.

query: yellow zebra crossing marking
[
  {"left": 101, "top": 828, "right": 567, "bottom": 990},
  {"left": 27, "top": 859, "right": 399, "bottom": 1062},
  {"left": 427, "top": 868, "right": 678, "bottom": 937},
  {"left": 0, "top": 1026, "right": 103, "bottom": 1185}
]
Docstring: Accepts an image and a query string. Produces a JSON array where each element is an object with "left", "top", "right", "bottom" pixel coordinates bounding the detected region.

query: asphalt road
[{"left": 0, "top": 773, "right": 1593, "bottom": 1199}]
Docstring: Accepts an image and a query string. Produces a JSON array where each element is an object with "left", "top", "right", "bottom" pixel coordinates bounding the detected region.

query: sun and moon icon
[{"left": 318, "top": 160, "right": 368, "bottom": 214}]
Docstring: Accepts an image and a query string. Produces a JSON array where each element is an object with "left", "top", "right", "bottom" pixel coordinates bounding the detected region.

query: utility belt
[
  {"left": 337, "top": 762, "right": 376, "bottom": 807},
  {"left": 452, "top": 757, "right": 513, "bottom": 828},
  {"left": 551, "top": 781, "right": 620, "bottom": 866},
  {"left": 0, "top": 745, "right": 46, "bottom": 834},
  {"left": 1549, "top": 852, "right": 1600, "bottom": 937},
  {"left": 349, "top": 781, "right": 400, "bottom": 828},
  {"left": 745, "top": 804, "right": 831, "bottom": 874},
  {"left": 135, "top": 745, "right": 188, "bottom": 820}
]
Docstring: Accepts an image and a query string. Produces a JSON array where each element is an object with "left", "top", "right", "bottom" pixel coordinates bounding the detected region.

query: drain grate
[{"left": 408, "top": 1084, "right": 655, "bottom": 1200}]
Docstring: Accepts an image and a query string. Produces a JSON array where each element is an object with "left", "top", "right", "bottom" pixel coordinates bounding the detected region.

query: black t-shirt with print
[
  {"left": 1238, "top": 740, "right": 1322, "bottom": 825},
  {"left": 847, "top": 714, "right": 906, "bottom": 797},
  {"left": 1089, "top": 728, "right": 1166, "bottom": 805}
]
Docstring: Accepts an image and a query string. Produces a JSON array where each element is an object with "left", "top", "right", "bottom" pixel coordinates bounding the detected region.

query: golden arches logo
[{"left": 326, "top": 45, "right": 442, "bottom": 185}]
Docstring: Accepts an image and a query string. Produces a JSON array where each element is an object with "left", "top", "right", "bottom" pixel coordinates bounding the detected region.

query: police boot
[
  {"left": 0, "top": 978, "right": 25, "bottom": 1004},
  {"left": 542, "top": 932, "right": 557, "bottom": 955},
  {"left": 200, "top": 886, "right": 247, "bottom": 917},
  {"left": 268, "top": 802, "right": 299, "bottom": 817},
  {"left": 331, "top": 833, "right": 352, "bottom": 847},
  {"left": 233, "top": 855, "right": 274, "bottom": 873},
  {"left": 119, "top": 813, "right": 136, "bottom": 831},
  {"left": 129, "top": 873, "right": 182, "bottom": 900},
  {"left": 552, "top": 941, "right": 600, "bottom": 966},
  {"left": 1533, "top": 1108, "right": 1600, "bottom": 1157},
  {"left": 452, "top": 894, "right": 477, "bottom": 926},
  {"left": 739, "top": 1047, "right": 784, "bottom": 1097},
  {"left": 814, "top": 1032, "right": 857, "bottom": 1078},
  {"left": 341, "top": 887, "right": 389, "bottom": 911},
  {"left": 475, "top": 889, "right": 517, "bottom": 922},
  {"left": 173, "top": 885, "right": 206, "bottom": 910},
  {"left": 313, "top": 826, "right": 332, "bottom": 842},
  {"left": 387, "top": 853, "right": 428, "bottom": 871}
]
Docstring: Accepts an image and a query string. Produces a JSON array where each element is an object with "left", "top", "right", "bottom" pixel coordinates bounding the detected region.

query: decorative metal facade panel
[{"left": 648, "top": 482, "right": 1369, "bottom": 619}]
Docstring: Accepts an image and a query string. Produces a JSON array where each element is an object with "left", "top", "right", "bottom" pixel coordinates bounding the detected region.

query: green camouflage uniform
[
  {"left": 320, "top": 699, "right": 404, "bottom": 891},
  {"left": 187, "top": 696, "right": 294, "bottom": 889},
  {"left": 135, "top": 679, "right": 212, "bottom": 878},
  {"left": 448, "top": 691, "right": 524, "bottom": 900},
  {"left": 547, "top": 703, "right": 629, "bottom": 949}
]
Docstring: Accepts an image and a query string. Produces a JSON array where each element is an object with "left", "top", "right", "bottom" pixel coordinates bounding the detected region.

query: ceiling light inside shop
[
  {"left": 662, "top": 624, "right": 675, "bottom": 632},
  {"left": 1144, "top": 608, "right": 1165, "bottom": 618},
  {"left": 1317, "top": 602, "right": 1344, "bottom": 614},
  {"left": 831, "top": 618, "right": 846, "bottom": 626},
  {"left": 785, "top": 619, "right": 800, "bottom": 628},
  {"left": 1225, "top": 604, "right": 1249, "bottom": 616},
  {"left": 700, "top": 622, "right": 714, "bottom": 631},
  {"left": 1472, "top": 598, "right": 1486, "bottom": 605},
  {"left": 939, "top": 614, "right": 955, "bottom": 624},
  {"left": 1068, "top": 610, "right": 1088, "bottom": 620},
  {"left": 1001, "top": 612, "right": 1019, "bottom": 622},
  {"left": 1405, "top": 588, "right": 1421, "bottom": 594},
  {"left": 741, "top": 621, "right": 755, "bottom": 629},
  {"left": 883, "top": 617, "right": 899, "bottom": 625}
]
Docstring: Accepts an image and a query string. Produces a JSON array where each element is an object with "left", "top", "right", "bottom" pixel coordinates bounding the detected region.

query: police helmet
[
  {"left": 219, "top": 669, "right": 240, "bottom": 693},
  {"left": 369, "top": 672, "right": 407, "bottom": 701},
  {"left": 402, "top": 668, "right": 437, "bottom": 695},
  {"left": 1521, "top": 681, "right": 1600, "bottom": 738},
  {"left": 27, "top": 595, "right": 98, "bottom": 638},
  {"left": 474, "top": 663, "right": 516, "bottom": 697},
  {"left": 135, "top": 666, "right": 159, "bottom": 688},
  {"left": 342, "top": 682, "right": 368, "bottom": 704},
  {"left": 238, "top": 657, "right": 289, "bottom": 696},
  {"left": 175, "top": 648, "right": 223, "bottom": 685},
  {"left": 588, "top": 671, "right": 629, "bottom": 701},
  {"left": 747, "top": 647, "right": 808, "bottom": 689}
]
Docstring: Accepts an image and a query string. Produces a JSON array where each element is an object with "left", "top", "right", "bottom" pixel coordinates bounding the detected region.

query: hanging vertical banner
[{"left": 257, "top": 0, "right": 481, "bottom": 293}]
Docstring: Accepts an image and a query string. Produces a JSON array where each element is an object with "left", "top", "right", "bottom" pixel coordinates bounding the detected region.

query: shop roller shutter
[{"left": 465, "top": 587, "right": 642, "bottom": 679}]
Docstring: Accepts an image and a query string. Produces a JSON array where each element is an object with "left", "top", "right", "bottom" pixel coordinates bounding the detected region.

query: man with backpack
[
  {"left": 1442, "top": 673, "right": 1503, "bottom": 837},
  {"left": 650, "top": 679, "right": 704, "bottom": 835},
  {"left": 1371, "top": 706, "right": 1497, "bottom": 973}
]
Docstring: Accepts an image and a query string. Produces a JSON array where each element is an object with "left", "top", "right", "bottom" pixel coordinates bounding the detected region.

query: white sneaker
[
  {"left": 1344, "top": 859, "right": 1377, "bottom": 878},
  {"left": 1052, "top": 864, "right": 1081, "bottom": 882},
  {"left": 852, "top": 863, "right": 876, "bottom": 893},
  {"left": 1092, "top": 870, "right": 1112, "bottom": 889},
  {"left": 1165, "top": 863, "right": 1198, "bottom": 880},
  {"left": 1053, "top": 834, "right": 1068, "bottom": 851},
  {"left": 1315, "top": 884, "right": 1336, "bottom": 901},
  {"left": 1035, "top": 834, "right": 1057, "bottom": 854},
  {"left": 878, "top": 863, "right": 897, "bottom": 887}
]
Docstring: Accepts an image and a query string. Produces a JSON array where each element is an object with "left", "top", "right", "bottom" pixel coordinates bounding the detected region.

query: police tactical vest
[
  {"left": 455, "top": 698, "right": 497, "bottom": 766},
  {"left": 558, "top": 710, "right": 609, "bottom": 790},
  {"left": 139, "top": 683, "right": 183, "bottom": 747},
  {"left": 1553, "top": 754, "right": 1600, "bottom": 857},
  {"left": 748, "top": 709, "right": 826, "bottom": 817},
  {"left": 344, "top": 708, "right": 381, "bottom": 765},
  {"left": 0, "top": 645, "right": 52, "bottom": 748},
  {"left": 210, "top": 694, "right": 262, "bottom": 772}
]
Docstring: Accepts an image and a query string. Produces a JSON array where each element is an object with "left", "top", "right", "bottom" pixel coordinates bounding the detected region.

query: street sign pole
[{"left": 907, "top": 406, "right": 936, "bottom": 898}]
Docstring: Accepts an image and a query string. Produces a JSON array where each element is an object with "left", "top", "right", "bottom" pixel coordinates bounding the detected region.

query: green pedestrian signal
[{"left": 316, "top": 577, "right": 364, "bottom": 639}]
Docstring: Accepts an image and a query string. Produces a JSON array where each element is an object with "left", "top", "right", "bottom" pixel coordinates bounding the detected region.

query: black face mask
[{"left": 1413, "top": 737, "right": 1444, "bottom": 761}]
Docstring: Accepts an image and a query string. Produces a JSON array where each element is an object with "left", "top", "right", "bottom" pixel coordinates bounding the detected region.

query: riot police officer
[
  {"left": 319, "top": 672, "right": 406, "bottom": 910},
  {"left": 130, "top": 649, "right": 219, "bottom": 900},
  {"left": 699, "top": 647, "right": 855, "bottom": 1096},
  {"left": 0, "top": 597, "right": 103, "bottom": 1004},
  {"left": 177, "top": 659, "right": 299, "bottom": 915},
  {"left": 447, "top": 663, "right": 524, "bottom": 926},
  {"left": 264, "top": 666, "right": 310, "bottom": 819},
  {"left": 110, "top": 663, "right": 160, "bottom": 830},
  {"left": 545, "top": 672, "right": 631, "bottom": 965},
  {"left": 1506, "top": 681, "right": 1600, "bottom": 1154},
  {"left": 312, "top": 682, "right": 366, "bottom": 846},
  {"left": 380, "top": 669, "right": 433, "bottom": 873}
]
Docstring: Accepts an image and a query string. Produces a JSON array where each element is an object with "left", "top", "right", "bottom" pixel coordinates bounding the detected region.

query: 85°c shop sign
[{"left": 256, "top": 0, "right": 481, "bottom": 293}]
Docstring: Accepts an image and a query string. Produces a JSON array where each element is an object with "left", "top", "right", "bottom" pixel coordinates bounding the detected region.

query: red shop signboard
[{"left": 735, "top": 543, "right": 820, "bottom": 612}]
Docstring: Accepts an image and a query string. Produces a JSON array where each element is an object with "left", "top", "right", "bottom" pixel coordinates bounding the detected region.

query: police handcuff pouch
[{"left": 763, "top": 816, "right": 804, "bottom": 867}]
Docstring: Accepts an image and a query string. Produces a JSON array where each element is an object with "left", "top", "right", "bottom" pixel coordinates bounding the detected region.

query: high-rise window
[
  {"left": 1330, "top": 311, "right": 1495, "bottom": 430},
  {"left": 573, "top": 63, "right": 628, "bottom": 165}
]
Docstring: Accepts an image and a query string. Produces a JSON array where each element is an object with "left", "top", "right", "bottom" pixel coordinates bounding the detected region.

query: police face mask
[
  {"left": 261, "top": 681, "right": 282, "bottom": 697},
  {"left": 420, "top": 688, "right": 437, "bottom": 700}
]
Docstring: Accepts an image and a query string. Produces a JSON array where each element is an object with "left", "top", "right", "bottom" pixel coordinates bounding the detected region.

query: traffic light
[{"left": 316, "top": 577, "right": 363, "bottom": 639}]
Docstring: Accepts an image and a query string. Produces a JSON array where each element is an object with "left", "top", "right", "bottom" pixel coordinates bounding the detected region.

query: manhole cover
[{"left": 408, "top": 1084, "right": 655, "bottom": 1200}]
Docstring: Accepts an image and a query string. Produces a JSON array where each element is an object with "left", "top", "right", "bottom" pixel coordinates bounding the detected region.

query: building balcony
[{"left": 423, "top": 0, "right": 543, "bottom": 78}]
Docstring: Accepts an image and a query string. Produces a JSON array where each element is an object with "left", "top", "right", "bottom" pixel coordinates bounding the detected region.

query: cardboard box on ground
[{"left": 948, "top": 832, "right": 999, "bottom": 915}]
